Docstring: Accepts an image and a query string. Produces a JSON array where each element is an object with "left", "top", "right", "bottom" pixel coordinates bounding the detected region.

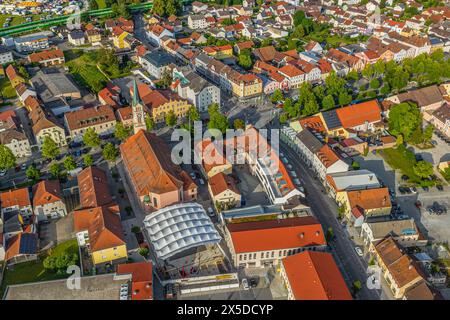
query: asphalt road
[{"left": 280, "top": 141, "right": 382, "bottom": 300}]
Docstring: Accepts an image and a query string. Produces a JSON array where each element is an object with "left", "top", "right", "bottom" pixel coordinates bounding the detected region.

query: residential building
[
  {"left": 335, "top": 100, "right": 382, "bottom": 132},
  {"left": 172, "top": 67, "right": 221, "bottom": 112},
  {"left": 280, "top": 251, "right": 352, "bottom": 300},
  {"left": 370, "top": 237, "right": 423, "bottom": 299},
  {"left": 313, "top": 144, "right": 349, "bottom": 181},
  {"left": 0, "top": 188, "right": 32, "bottom": 220},
  {"left": 14, "top": 32, "right": 49, "bottom": 52},
  {"left": 120, "top": 130, "right": 197, "bottom": 210},
  {"left": 85, "top": 29, "right": 102, "bottom": 44},
  {"left": 0, "top": 128, "right": 31, "bottom": 158},
  {"left": 224, "top": 216, "right": 326, "bottom": 268},
  {"left": 28, "top": 48, "right": 65, "bottom": 66},
  {"left": 32, "top": 180, "right": 67, "bottom": 220},
  {"left": 340, "top": 187, "right": 392, "bottom": 226},
  {"left": 188, "top": 14, "right": 209, "bottom": 29},
  {"left": 5, "top": 65, "right": 25, "bottom": 88},
  {"left": 5, "top": 233, "right": 38, "bottom": 266},
  {"left": 64, "top": 105, "right": 117, "bottom": 142},
  {"left": 105, "top": 17, "right": 134, "bottom": 33},
  {"left": 428, "top": 103, "right": 449, "bottom": 138},
  {"left": 361, "top": 219, "right": 421, "bottom": 247},
  {"left": 139, "top": 50, "right": 177, "bottom": 79},
  {"left": 208, "top": 172, "right": 241, "bottom": 209},
  {"left": 74, "top": 205, "right": 127, "bottom": 266},
  {"left": 98, "top": 84, "right": 121, "bottom": 109},
  {"left": 77, "top": 166, "right": 114, "bottom": 209},
  {"left": 146, "top": 24, "right": 174, "bottom": 47},
  {"left": 325, "top": 170, "right": 380, "bottom": 200},
  {"left": 0, "top": 46, "right": 14, "bottom": 65},
  {"left": 15, "top": 83, "right": 37, "bottom": 104},
  {"left": 192, "top": 1, "right": 208, "bottom": 13},
  {"left": 386, "top": 85, "right": 444, "bottom": 112},
  {"left": 198, "top": 139, "right": 233, "bottom": 178},
  {"left": 68, "top": 30, "right": 86, "bottom": 46},
  {"left": 278, "top": 65, "right": 305, "bottom": 89}
]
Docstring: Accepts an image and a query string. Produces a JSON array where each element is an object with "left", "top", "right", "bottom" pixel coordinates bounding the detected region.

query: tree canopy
[
  {"left": 83, "top": 128, "right": 101, "bottom": 148},
  {"left": 208, "top": 103, "right": 229, "bottom": 133},
  {"left": 0, "top": 145, "right": 16, "bottom": 170},
  {"left": 388, "top": 102, "right": 421, "bottom": 142},
  {"left": 41, "top": 136, "right": 60, "bottom": 160},
  {"left": 102, "top": 142, "right": 119, "bottom": 162}
]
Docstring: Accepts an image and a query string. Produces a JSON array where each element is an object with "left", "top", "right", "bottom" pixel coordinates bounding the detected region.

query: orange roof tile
[
  {"left": 227, "top": 216, "right": 326, "bottom": 253},
  {"left": 316, "top": 145, "right": 340, "bottom": 168},
  {"left": 347, "top": 187, "right": 391, "bottom": 212},
  {"left": 282, "top": 251, "right": 352, "bottom": 300},
  {"left": 74, "top": 205, "right": 125, "bottom": 252},
  {"left": 335, "top": 100, "right": 381, "bottom": 129},
  {"left": 32, "top": 180, "right": 63, "bottom": 207},
  {"left": 77, "top": 166, "right": 113, "bottom": 209},
  {"left": 0, "top": 187, "right": 31, "bottom": 208},
  {"left": 209, "top": 172, "right": 240, "bottom": 196},
  {"left": 28, "top": 49, "right": 64, "bottom": 63},
  {"left": 117, "top": 262, "right": 153, "bottom": 300},
  {"left": 278, "top": 64, "right": 304, "bottom": 78}
]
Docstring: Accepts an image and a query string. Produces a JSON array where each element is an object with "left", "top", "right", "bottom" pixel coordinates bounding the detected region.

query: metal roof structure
[
  {"left": 143, "top": 203, "right": 221, "bottom": 260},
  {"left": 321, "top": 109, "right": 342, "bottom": 130}
]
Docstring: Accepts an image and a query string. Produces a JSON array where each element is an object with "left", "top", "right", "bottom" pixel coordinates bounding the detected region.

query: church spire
[{"left": 131, "top": 79, "right": 147, "bottom": 134}]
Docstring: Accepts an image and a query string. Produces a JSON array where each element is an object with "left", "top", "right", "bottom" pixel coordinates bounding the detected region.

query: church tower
[{"left": 132, "top": 79, "right": 147, "bottom": 134}]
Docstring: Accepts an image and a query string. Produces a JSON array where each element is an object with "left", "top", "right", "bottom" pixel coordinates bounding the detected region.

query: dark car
[
  {"left": 422, "top": 186, "right": 429, "bottom": 192},
  {"left": 401, "top": 175, "right": 409, "bottom": 181},
  {"left": 69, "top": 141, "right": 83, "bottom": 148},
  {"left": 249, "top": 277, "right": 259, "bottom": 288},
  {"left": 415, "top": 154, "right": 423, "bottom": 161},
  {"left": 436, "top": 185, "right": 444, "bottom": 191},
  {"left": 398, "top": 187, "right": 406, "bottom": 194}
]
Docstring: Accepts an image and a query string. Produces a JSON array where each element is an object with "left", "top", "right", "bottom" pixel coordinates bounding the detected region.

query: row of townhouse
[{"left": 194, "top": 53, "right": 263, "bottom": 99}]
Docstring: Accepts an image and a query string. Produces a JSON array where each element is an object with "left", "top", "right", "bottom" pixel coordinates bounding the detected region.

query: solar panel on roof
[
  {"left": 19, "top": 233, "right": 37, "bottom": 254},
  {"left": 322, "top": 109, "right": 342, "bottom": 130}
]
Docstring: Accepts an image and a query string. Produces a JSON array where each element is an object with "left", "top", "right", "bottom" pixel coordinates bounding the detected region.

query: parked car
[
  {"left": 189, "top": 172, "right": 196, "bottom": 179},
  {"left": 207, "top": 207, "right": 214, "bottom": 217},
  {"left": 355, "top": 247, "right": 364, "bottom": 257},
  {"left": 0, "top": 169, "right": 7, "bottom": 176},
  {"left": 241, "top": 278, "right": 249, "bottom": 290},
  {"left": 199, "top": 178, "right": 205, "bottom": 185},
  {"left": 436, "top": 185, "right": 444, "bottom": 191},
  {"left": 249, "top": 277, "right": 258, "bottom": 288},
  {"left": 414, "top": 201, "right": 422, "bottom": 208}
]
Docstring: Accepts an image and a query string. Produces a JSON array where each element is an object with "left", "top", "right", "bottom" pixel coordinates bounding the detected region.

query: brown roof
[
  {"left": 315, "top": 145, "right": 340, "bottom": 168},
  {"left": 0, "top": 187, "right": 31, "bottom": 208},
  {"left": 0, "top": 128, "right": 28, "bottom": 145},
  {"left": 209, "top": 172, "right": 240, "bottom": 196},
  {"left": 73, "top": 205, "right": 125, "bottom": 252},
  {"left": 374, "top": 237, "right": 422, "bottom": 288},
  {"left": 278, "top": 64, "right": 304, "bottom": 78},
  {"left": 77, "top": 166, "right": 113, "bottom": 209},
  {"left": 64, "top": 105, "right": 116, "bottom": 131},
  {"left": 28, "top": 49, "right": 64, "bottom": 63},
  {"left": 120, "top": 130, "right": 196, "bottom": 197},
  {"left": 32, "top": 180, "right": 63, "bottom": 207},
  {"left": 396, "top": 85, "right": 443, "bottom": 108},
  {"left": 5, "top": 65, "right": 20, "bottom": 82},
  {"left": 347, "top": 187, "right": 391, "bottom": 212},
  {"left": 404, "top": 280, "right": 437, "bottom": 300}
]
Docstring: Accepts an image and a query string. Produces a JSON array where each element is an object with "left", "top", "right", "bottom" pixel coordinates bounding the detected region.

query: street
[{"left": 280, "top": 141, "right": 383, "bottom": 300}]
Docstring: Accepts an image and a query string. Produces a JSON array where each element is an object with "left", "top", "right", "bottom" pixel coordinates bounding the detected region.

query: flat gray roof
[{"left": 4, "top": 274, "right": 128, "bottom": 300}]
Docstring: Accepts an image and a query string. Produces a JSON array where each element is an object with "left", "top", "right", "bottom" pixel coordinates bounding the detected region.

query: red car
[{"left": 415, "top": 201, "right": 422, "bottom": 208}]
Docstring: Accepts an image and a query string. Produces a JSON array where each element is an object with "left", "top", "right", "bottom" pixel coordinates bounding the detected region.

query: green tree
[
  {"left": 380, "top": 84, "right": 390, "bottom": 96},
  {"left": 370, "top": 78, "right": 380, "bottom": 90},
  {"left": 26, "top": 165, "right": 41, "bottom": 181},
  {"left": 413, "top": 160, "right": 433, "bottom": 179},
  {"left": 114, "top": 122, "right": 131, "bottom": 141},
  {"left": 139, "top": 247, "right": 149, "bottom": 258},
  {"left": 302, "top": 98, "right": 319, "bottom": 116},
  {"left": 43, "top": 252, "right": 78, "bottom": 274},
  {"left": 325, "top": 72, "right": 346, "bottom": 98},
  {"left": 388, "top": 102, "right": 421, "bottom": 142},
  {"left": 271, "top": 89, "right": 284, "bottom": 104},
  {"left": 0, "top": 145, "right": 16, "bottom": 170},
  {"left": 237, "top": 53, "right": 252, "bottom": 69},
  {"left": 207, "top": 103, "right": 229, "bottom": 133},
  {"left": 145, "top": 114, "right": 155, "bottom": 131},
  {"left": 83, "top": 128, "right": 100, "bottom": 148},
  {"left": 41, "top": 136, "right": 60, "bottom": 160},
  {"left": 233, "top": 118, "right": 245, "bottom": 130},
  {"left": 322, "top": 95, "right": 335, "bottom": 110},
  {"left": 338, "top": 92, "right": 352, "bottom": 106},
  {"left": 89, "top": 0, "right": 98, "bottom": 10},
  {"left": 49, "top": 163, "right": 62, "bottom": 179},
  {"left": 152, "top": 0, "right": 165, "bottom": 16},
  {"left": 165, "top": 110, "right": 177, "bottom": 127},
  {"left": 83, "top": 154, "right": 94, "bottom": 167},
  {"left": 63, "top": 155, "right": 77, "bottom": 171},
  {"left": 346, "top": 71, "right": 359, "bottom": 81},
  {"left": 422, "top": 124, "right": 434, "bottom": 144},
  {"left": 352, "top": 161, "right": 360, "bottom": 170},
  {"left": 352, "top": 280, "right": 362, "bottom": 295},
  {"left": 102, "top": 143, "right": 119, "bottom": 162},
  {"left": 279, "top": 112, "right": 288, "bottom": 124}
]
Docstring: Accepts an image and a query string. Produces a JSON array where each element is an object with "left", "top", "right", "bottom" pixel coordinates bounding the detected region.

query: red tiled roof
[
  {"left": 316, "top": 145, "right": 340, "bottom": 168},
  {"left": 282, "top": 251, "right": 352, "bottom": 300},
  {"left": 336, "top": 100, "right": 381, "bottom": 129},
  {"left": 227, "top": 216, "right": 326, "bottom": 253},
  {"left": 64, "top": 105, "right": 116, "bottom": 131},
  {"left": 77, "top": 166, "right": 113, "bottom": 209},
  {"left": 32, "top": 180, "right": 63, "bottom": 207},
  {"left": 209, "top": 172, "right": 240, "bottom": 196},
  {"left": 0, "top": 187, "right": 31, "bottom": 208},
  {"left": 116, "top": 262, "right": 153, "bottom": 300},
  {"left": 28, "top": 49, "right": 64, "bottom": 63},
  {"left": 347, "top": 187, "right": 391, "bottom": 212}
]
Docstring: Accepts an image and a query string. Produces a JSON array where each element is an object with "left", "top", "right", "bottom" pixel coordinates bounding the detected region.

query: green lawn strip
[{"left": 0, "top": 239, "right": 80, "bottom": 297}]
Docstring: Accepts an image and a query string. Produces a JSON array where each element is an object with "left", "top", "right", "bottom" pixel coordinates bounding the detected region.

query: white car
[
  {"left": 355, "top": 247, "right": 364, "bottom": 257},
  {"left": 199, "top": 179, "right": 205, "bottom": 185},
  {"left": 0, "top": 169, "right": 7, "bottom": 176},
  {"left": 189, "top": 172, "right": 196, "bottom": 179},
  {"left": 241, "top": 278, "right": 249, "bottom": 290},
  {"left": 207, "top": 207, "right": 214, "bottom": 217}
]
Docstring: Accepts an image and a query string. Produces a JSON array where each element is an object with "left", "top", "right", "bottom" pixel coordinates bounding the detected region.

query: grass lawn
[
  {"left": 0, "top": 14, "right": 47, "bottom": 27},
  {"left": 380, "top": 147, "right": 420, "bottom": 183},
  {"left": 0, "top": 77, "right": 17, "bottom": 99},
  {"left": 0, "top": 239, "right": 79, "bottom": 297},
  {"left": 65, "top": 50, "right": 108, "bottom": 93}
]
